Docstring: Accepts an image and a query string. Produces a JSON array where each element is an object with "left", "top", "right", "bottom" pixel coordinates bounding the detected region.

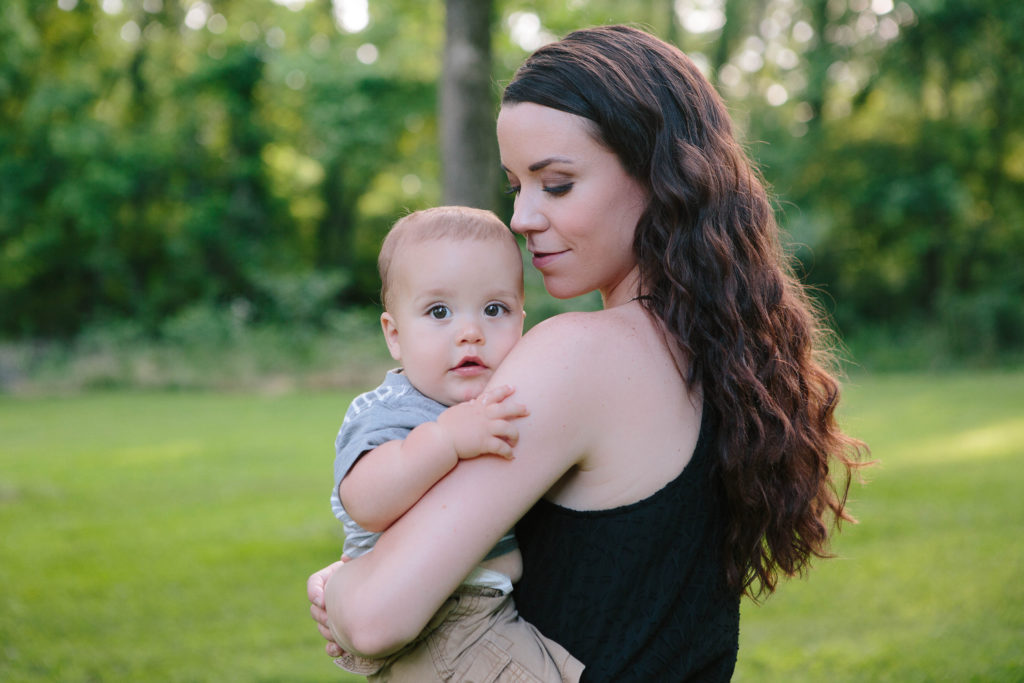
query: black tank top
[{"left": 514, "top": 405, "right": 740, "bottom": 682}]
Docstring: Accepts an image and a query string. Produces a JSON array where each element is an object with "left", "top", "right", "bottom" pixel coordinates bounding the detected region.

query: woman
[{"left": 309, "top": 25, "right": 865, "bottom": 681}]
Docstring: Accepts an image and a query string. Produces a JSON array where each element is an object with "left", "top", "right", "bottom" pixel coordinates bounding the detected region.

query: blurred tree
[
  {"left": 179, "top": 44, "right": 289, "bottom": 296},
  {"left": 780, "top": 0, "right": 1024, "bottom": 351},
  {"left": 442, "top": 0, "right": 498, "bottom": 209},
  {"left": 273, "top": 0, "right": 440, "bottom": 298},
  {"left": 0, "top": 0, "right": 143, "bottom": 335},
  {"left": 0, "top": 0, "right": 294, "bottom": 334},
  {"left": 0, "top": 0, "right": 1020, "bottom": 360}
]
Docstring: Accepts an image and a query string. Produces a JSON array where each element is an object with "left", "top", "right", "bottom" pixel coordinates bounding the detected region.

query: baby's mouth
[{"left": 452, "top": 358, "right": 486, "bottom": 372}]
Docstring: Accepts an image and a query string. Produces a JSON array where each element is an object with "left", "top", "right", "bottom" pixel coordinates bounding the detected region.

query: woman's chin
[{"left": 541, "top": 278, "right": 591, "bottom": 301}]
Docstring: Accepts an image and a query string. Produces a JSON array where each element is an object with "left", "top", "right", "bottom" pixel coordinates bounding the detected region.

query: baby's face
[{"left": 381, "top": 237, "right": 525, "bottom": 406}]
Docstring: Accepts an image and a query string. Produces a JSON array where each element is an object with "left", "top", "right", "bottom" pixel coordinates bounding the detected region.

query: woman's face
[{"left": 497, "top": 103, "right": 648, "bottom": 306}]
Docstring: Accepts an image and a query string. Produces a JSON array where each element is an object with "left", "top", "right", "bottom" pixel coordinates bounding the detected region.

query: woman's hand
[{"left": 307, "top": 558, "right": 347, "bottom": 657}]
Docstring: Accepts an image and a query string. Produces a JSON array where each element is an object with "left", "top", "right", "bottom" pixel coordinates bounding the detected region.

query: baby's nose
[{"left": 457, "top": 319, "right": 483, "bottom": 344}]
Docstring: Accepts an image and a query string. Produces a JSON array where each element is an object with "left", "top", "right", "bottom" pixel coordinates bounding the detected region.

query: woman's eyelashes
[
  {"left": 502, "top": 181, "right": 574, "bottom": 197},
  {"left": 543, "top": 183, "right": 573, "bottom": 196}
]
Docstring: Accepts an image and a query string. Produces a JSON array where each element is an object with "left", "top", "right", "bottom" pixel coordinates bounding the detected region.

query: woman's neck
[{"left": 600, "top": 267, "right": 642, "bottom": 309}]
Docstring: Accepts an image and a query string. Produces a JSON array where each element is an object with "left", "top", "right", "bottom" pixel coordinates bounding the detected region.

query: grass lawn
[
  {"left": 737, "top": 371, "right": 1024, "bottom": 681},
  {"left": 1, "top": 371, "right": 1022, "bottom": 681}
]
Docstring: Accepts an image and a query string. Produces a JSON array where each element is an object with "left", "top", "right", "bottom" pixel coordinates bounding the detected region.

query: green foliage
[
  {"left": 0, "top": 306, "right": 392, "bottom": 395},
  {"left": 0, "top": 0, "right": 438, "bottom": 338},
  {"left": 1, "top": 0, "right": 1022, "bottom": 361},
  {"left": 1, "top": 371, "right": 1021, "bottom": 680},
  {"left": 757, "top": 0, "right": 1024, "bottom": 353},
  {"left": 940, "top": 288, "right": 1024, "bottom": 358}
]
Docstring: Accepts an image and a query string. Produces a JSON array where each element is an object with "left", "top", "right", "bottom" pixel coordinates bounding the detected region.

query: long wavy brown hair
[{"left": 503, "top": 24, "right": 868, "bottom": 598}]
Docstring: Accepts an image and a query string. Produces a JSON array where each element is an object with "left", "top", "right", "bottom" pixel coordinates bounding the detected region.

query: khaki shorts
[{"left": 337, "top": 584, "right": 584, "bottom": 682}]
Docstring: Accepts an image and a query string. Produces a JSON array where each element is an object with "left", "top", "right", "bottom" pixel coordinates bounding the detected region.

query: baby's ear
[{"left": 380, "top": 312, "right": 402, "bottom": 362}]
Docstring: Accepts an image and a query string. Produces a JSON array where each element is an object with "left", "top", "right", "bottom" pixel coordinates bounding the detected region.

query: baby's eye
[
  {"left": 484, "top": 302, "right": 509, "bottom": 317},
  {"left": 428, "top": 305, "right": 451, "bottom": 320}
]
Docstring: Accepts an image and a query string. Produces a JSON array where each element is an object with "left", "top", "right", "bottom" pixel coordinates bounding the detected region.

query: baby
[{"left": 329, "top": 206, "right": 583, "bottom": 681}]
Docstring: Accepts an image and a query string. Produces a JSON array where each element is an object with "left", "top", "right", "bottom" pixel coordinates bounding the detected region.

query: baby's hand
[{"left": 436, "top": 385, "right": 529, "bottom": 460}]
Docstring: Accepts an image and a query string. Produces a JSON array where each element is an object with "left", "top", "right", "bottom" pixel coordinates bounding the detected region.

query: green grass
[
  {"left": 737, "top": 371, "right": 1024, "bottom": 681},
  {"left": 0, "top": 391, "right": 361, "bottom": 682},
  {"left": 1, "top": 372, "right": 1022, "bottom": 681}
]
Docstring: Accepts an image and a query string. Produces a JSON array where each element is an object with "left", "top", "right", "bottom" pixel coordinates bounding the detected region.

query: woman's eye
[
  {"left": 484, "top": 303, "right": 509, "bottom": 317},
  {"left": 428, "top": 305, "right": 450, "bottom": 320},
  {"left": 503, "top": 184, "right": 521, "bottom": 196},
  {"left": 543, "top": 183, "right": 573, "bottom": 196}
]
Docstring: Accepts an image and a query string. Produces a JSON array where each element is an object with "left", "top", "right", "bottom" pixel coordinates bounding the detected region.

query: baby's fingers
[
  {"left": 490, "top": 420, "right": 519, "bottom": 448},
  {"left": 315, "top": 617, "right": 335, "bottom": 642},
  {"left": 486, "top": 400, "right": 529, "bottom": 420},
  {"left": 485, "top": 437, "right": 515, "bottom": 459},
  {"left": 478, "top": 384, "right": 515, "bottom": 405}
]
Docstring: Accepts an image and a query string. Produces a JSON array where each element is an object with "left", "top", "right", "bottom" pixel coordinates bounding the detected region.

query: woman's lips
[{"left": 531, "top": 250, "right": 566, "bottom": 270}]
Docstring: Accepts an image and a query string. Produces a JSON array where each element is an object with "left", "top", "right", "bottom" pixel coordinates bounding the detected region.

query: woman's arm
[
  {"left": 323, "top": 315, "right": 600, "bottom": 657},
  {"left": 339, "top": 386, "right": 528, "bottom": 532}
]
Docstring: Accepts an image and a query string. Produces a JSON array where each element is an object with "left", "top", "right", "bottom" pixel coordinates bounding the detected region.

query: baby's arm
[{"left": 339, "top": 385, "right": 528, "bottom": 533}]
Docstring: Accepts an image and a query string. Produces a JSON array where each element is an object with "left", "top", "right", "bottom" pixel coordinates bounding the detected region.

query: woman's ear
[{"left": 380, "top": 312, "right": 402, "bottom": 362}]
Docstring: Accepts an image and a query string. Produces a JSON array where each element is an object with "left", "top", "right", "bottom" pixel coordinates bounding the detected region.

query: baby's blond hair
[{"left": 378, "top": 206, "right": 522, "bottom": 310}]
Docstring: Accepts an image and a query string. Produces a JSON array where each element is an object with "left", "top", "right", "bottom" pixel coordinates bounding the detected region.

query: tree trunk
[
  {"left": 316, "top": 157, "right": 352, "bottom": 271},
  {"left": 441, "top": 0, "right": 497, "bottom": 210}
]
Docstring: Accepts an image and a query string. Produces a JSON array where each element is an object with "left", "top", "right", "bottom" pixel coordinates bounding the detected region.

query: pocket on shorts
[{"left": 452, "top": 631, "right": 543, "bottom": 683}]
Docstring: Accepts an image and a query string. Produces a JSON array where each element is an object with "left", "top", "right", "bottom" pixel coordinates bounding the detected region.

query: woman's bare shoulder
[
  {"left": 522, "top": 307, "right": 655, "bottom": 363},
  {"left": 527, "top": 309, "right": 601, "bottom": 335},
  {"left": 492, "top": 307, "right": 655, "bottom": 410},
  {"left": 516, "top": 308, "right": 637, "bottom": 357}
]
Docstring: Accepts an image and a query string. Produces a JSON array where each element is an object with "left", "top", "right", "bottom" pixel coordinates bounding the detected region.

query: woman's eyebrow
[
  {"left": 500, "top": 156, "right": 574, "bottom": 174},
  {"left": 528, "top": 156, "right": 572, "bottom": 172}
]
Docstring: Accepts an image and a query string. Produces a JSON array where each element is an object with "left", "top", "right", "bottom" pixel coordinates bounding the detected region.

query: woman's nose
[{"left": 509, "top": 194, "right": 546, "bottom": 235}]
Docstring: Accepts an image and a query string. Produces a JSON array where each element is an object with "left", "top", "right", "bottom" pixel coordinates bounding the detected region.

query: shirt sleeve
[{"left": 333, "top": 398, "right": 445, "bottom": 497}]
